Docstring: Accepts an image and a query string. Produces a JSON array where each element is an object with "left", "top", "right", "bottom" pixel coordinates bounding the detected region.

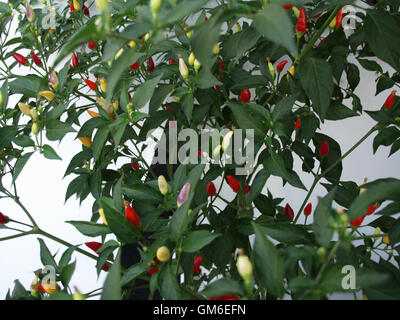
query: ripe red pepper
[
  {"left": 88, "top": 41, "right": 96, "bottom": 49},
  {"left": 101, "top": 263, "right": 110, "bottom": 272},
  {"left": 296, "top": 8, "right": 307, "bottom": 37},
  {"left": 304, "top": 203, "right": 312, "bottom": 216},
  {"left": 209, "top": 295, "right": 238, "bottom": 300},
  {"left": 336, "top": 8, "right": 343, "bottom": 28},
  {"left": 131, "top": 163, "right": 139, "bottom": 171},
  {"left": 168, "top": 59, "right": 175, "bottom": 64},
  {"left": 295, "top": 117, "right": 301, "bottom": 130},
  {"left": 385, "top": 90, "right": 396, "bottom": 109},
  {"left": 70, "top": 3, "right": 74, "bottom": 12},
  {"left": 240, "top": 89, "right": 251, "bottom": 103},
  {"left": 277, "top": 60, "right": 288, "bottom": 72},
  {"left": 282, "top": 4, "right": 293, "bottom": 10},
  {"left": 148, "top": 57, "right": 155, "bottom": 73},
  {"left": 72, "top": 52, "right": 78, "bottom": 68},
  {"left": 367, "top": 204, "right": 377, "bottom": 215},
  {"left": 147, "top": 258, "right": 161, "bottom": 275},
  {"left": 84, "top": 79, "right": 98, "bottom": 91},
  {"left": 0, "top": 212, "right": 9, "bottom": 224},
  {"left": 193, "top": 255, "right": 203, "bottom": 274},
  {"left": 215, "top": 85, "right": 221, "bottom": 91},
  {"left": 314, "top": 12, "right": 322, "bottom": 19},
  {"left": 206, "top": 181, "right": 216, "bottom": 196},
  {"left": 351, "top": 215, "right": 365, "bottom": 227},
  {"left": 130, "top": 61, "right": 139, "bottom": 70},
  {"left": 319, "top": 141, "right": 329, "bottom": 157},
  {"left": 219, "top": 59, "right": 225, "bottom": 71},
  {"left": 226, "top": 175, "right": 241, "bottom": 192},
  {"left": 124, "top": 200, "right": 141, "bottom": 228},
  {"left": 284, "top": 203, "right": 294, "bottom": 220},
  {"left": 13, "top": 52, "right": 27, "bottom": 66},
  {"left": 85, "top": 242, "right": 102, "bottom": 254},
  {"left": 82, "top": 4, "right": 90, "bottom": 16},
  {"left": 244, "top": 184, "right": 250, "bottom": 195},
  {"left": 30, "top": 51, "right": 42, "bottom": 66}
]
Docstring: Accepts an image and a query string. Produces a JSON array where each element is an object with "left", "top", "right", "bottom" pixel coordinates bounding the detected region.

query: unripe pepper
[
  {"left": 296, "top": 8, "right": 307, "bottom": 39},
  {"left": 319, "top": 141, "right": 329, "bottom": 157},
  {"left": 95, "top": 0, "right": 109, "bottom": 12},
  {"left": 41, "top": 281, "right": 60, "bottom": 294},
  {"left": 213, "top": 43, "right": 220, "bottom": 55},
  {"left": 194, "top": 59, "right": 201, "bottom": 73},
  {"left": 30, "top": 109, "right": 38, "bottom": 120},
  {"left": 158, "top": 175, "right": 169, "bottom": 196},
  {"left": 0, "top": 212, "right": 9, "bottom": 224},
  {"left": 156, "top": 246, "right": 171, "bottom": 262},
  {"left": 222, "top": 130, "right": 234, "bottom": 152},
  {"left": 73, "top": 0, "right": 80, "bottom": 11},
  {"left": 0, "top": 91, "right": 3, "bottom": 109},
  {"left": 38, "top": 90, "right": 55, "bottom": 101},
  {"left": 49, "top": 70, "right": 59, "bottom": 91},
  {"left": 188, "top": 52, "right": 195, "bottom": 66},
  {"left": 383, "top": 235, "right": 390, "bottom": 245},
  {"left": 206, "top": 181, "right": 216, "bottom": 196},
  {"left": 240, "top": 89, "right": 251, "bottom": 103},
  {"left": 99, "top": 78, "right": 107, "bottom": 92},
  {"left": 236, "top": 249, "right": 253, "bottom": 282},
  {"left": 178, "top": 54, "right": 189, "bottom": 80},
  {"left": 226, "top": 175, "right": 241, "bottom": 192},
  {"left": 277, "top": 60, "right": 288, "bottom": 73},
  {"left": 78, "top": 137, "right": 93, "bottom": 148},
  {"left": 85, "top": 79, "right": 98, "bottom": 91},
  {"left": 150, "top": 0, "right": 162, "bottom": 20},
  {"left": 30, "top": 273, "right": 40, "bottom": 297},
  {"left": 193, "top": 255, "right": 203, "bottom": 274},
  {"left": 385, "top": 90, "right": 396, "bottom": 109},
  {"left": 177, "top": 182, "right": 190, "bottom": 208},
  {"left": 13, "top": 53, "right": 27, "bottom": 66},
  {"left": 283, "top": 203, "right": 294, "bottom": 220},
  {"left": 18, "top": 102, "right": 31, "bottom": 115},
  {"left": 213, "top": 145, "right": 221, "bottom": 157},
  {"left": 267, "top": 57, "right": 275, "bottom": 80},
  {"left": 72, "top": 52, "right": 78, "bottom": 68},
  {"left": 288, "top": 65, "right": 295, "bottom": 77},
  {"left": 292, "top": 6, "right": 300, "bottom": 18},
  {"left": 124, "top": 200, "right": 141, "bottom": 228},
  {"left": 30, "top": 51, "right": 42, "bottom": 66},
  {"left": 26, "top": 3, "right": 35, "bottom": 23},
  {"left": 87, "top": 110, "right": 100, "bottom": 118},
  {"left": 72, "top": 287, "right": 86, "bottom": 300},
  {"left": 99, "top": 208, "right": 108, "bottom": 225},
  {"left": 329, "top": 17, "right": 337, "bottom": 30},
  {"left": 129, "top": 40, "right": 136, "bottom": 48}
]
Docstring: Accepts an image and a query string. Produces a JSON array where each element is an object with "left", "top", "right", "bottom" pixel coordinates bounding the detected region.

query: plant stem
[{"left": 293, "top": 126, "right": 377, "bottom": 223}]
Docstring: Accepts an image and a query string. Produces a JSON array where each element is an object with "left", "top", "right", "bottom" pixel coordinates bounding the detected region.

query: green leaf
[
  {"left": 247, "top": 169, "right": 269, "bottom": 203},
  {"left": 61, "top": 261, "right": 76, "bottom": 288},
  {"left": 298, "top": 57, "right": 334, "bottom": 121},
  {"left": 46, "top": 119, "right": 76, "bottom": 141},
  {"left": 313, "top": 188, "right": 336, "bottom": 247},
  {"left": 38, "top": 238, "right": 58, "bottom": 271},
  {"left": 13, "top": 152, "right": 34, "bottom": 183},
  {"left": 271, "top": 96, "right": 295, "bottom": 122},
  {"left": 182, "top": 230, "right": 221, "bottom": 253},
  {"left": 348, "top": 178, "right": 400, "bottom": 220},
  {"left": 132, "top": 73, "right": 163, "bottom": 110},
  {"left": 92, "top": 126, "right": 110, "bottom": 161},
  {"left": 252, "top": 222, "right": 284, "bottom": 298},
  {"left": 123, "top": 184, "right": 163, "bottom": 203},
  {"left": 106, "top": 49, "right": 144, "bottom": 103},
  {"left": 99, "top": 197, "right": 141, "bottom": 243},
  {"left": 158, "top": 264, "right": 182, "bottom": 300},
  {"left": 326, "top": 101, "right": 358, "bottom": 121},
  {"left": 120, "top": 263, "right": 148, "bottom": 286},
  {"left": 149, "top": 84, "right": 174, "bottom": 114},
  {"left": 160, "top": 0, "right": 209, "bottom": 25},
  {"left": 12, "top": 135, "right": 35, "bottom": 148},
  {"left": 42, "top": 144, "right": 62, "bottom": 160},
  {"left": 226, "top": 101, "right": 265, "bottom": 137},
  {"left": 389, "top": 220, "right": 400, "bottom": 246},
  {"left": 58, "top": 246, "right": 78, "bottom": 270},
  {"left": 253, "top": 4, "right": 297, "bottom": 57},
  {"left": 358, "top": 58, "right": 383, "bottom": 73},
  {"left": 181, "top": 93, "right": 194, "bottom": 124},
  {"left": 200, "top": 278, "right": 244, "bottom": 298},
  {"left": 101, "top": 249, "right": 122, "bottom": 300},
  {"left": 373, "top": 127, "right": 400, "bottom": 154},
  {"left": 9, "top": 75, "right": 47, "bottom": 98},
  {"left": 264, "top": 153, "right": 306, "bottom": 190},
  {"left": 66, "top": 221, "right": 110, "bottom": 237}
]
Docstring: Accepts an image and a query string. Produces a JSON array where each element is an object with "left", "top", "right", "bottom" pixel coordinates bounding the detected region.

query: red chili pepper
[
  {"left": 367, "top": 205, "right": 377, "bottom": 215},
  {"left": 244, "top": 184, "right": 250, "bottom": 195},
  {"left": 240, "top": 89, "right": 251, "bottom": 103},
  {"left": 30, "top": 51, "right": 42, "bottom": 66},
  {"left": 205, "top": 16, "right": 208, "bottom": 21},
  {"left": 226, "top": 175, "right": 241, "bottom": 192},
  {"left": 296, "top": 8, "right": 307, "bottom": 36},
  {"left": 0, "top": 212, "right": 9, "bottom": 224},
  {"left": 304, "top": 203, "right": 312, "bottom": 216},
  {"left": 197, "top": 150, "right": 202, "bottom": 157},
  {"left": 94, "top": 73, "right": 99, "bottom": 78},
  {"left": 124, "top": 200, "right": 141, "bottom": 228},
  {"left": 314, "top": 12, "right": 322, "bottom": 19},
  {"left": 130, "top": 61, "right": 139, "bottom": 70},
  {"left": 84, "top": 79, "right": 98, "bottom": 91},
  {"left": 13, "top": 52, "right": 27, "bottom": 66},
  {"left": 193, "top": 255, "right": 203, "bottom": 274},
  {"left": 282, "top": 4, "right": 293, "bottom": 10},
  {"left": 277, "top": 60, "right": 288, "bottom": 72},
  {"left": 209, "top": 295, "right": 238, "bottom": 300},
  {"left": 82, "top": 4, "right": 90, "bottom": 16},
  {"left": 168, "top": 59, "right": 175, "bottom": 64},
  {"left": 148, "top": 57, "right": 155, "bottom": 73},
  {"left": 215, "top": 85, "right": 221, "bottom": 91},
  {"left": 385, "top": 90, "right": 396, "bottom": 109},
  {"left": 351, "top": 215, "right": 365, "bottom": 227},
  {"left": 219, "top": 59, "right": 225, "bottom": 71},
  {"left": 148, "top": 258, "right": 161, "bottom": 275},
  {"left": 206, "top": 181, "right": 216, "bottom": 196},
  {"left": 101, "top": 263, "right": 110, "bottom": 272},
  {"left": 85, "top": 242, "right": 102, "bottom": 254},
  {"left": 131, "top": 163, "right": 139, "bottom": 171},
  {"left": 70, "top": 3, "right": 74, "bottom": 12},
  {"left": 319, "top": 141, "right": 329, "bottom": 157},
  {"left": 284, "top": 203, "right": 294, "bottom": 220},
  {"left": 88, "top": 41, "right": 96, "bottom": 49},
  {"left": 295, "top": 117, "right": 301, "bottom": 130},
  {"left": 72, "top": 52, "right": 78, "bottom": 68},
  {"left": 336, "top": 8, "right": 343, "bottom": 28},
  {"left": 37, "top": 284, "right": 46, "bottom": 293}
]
